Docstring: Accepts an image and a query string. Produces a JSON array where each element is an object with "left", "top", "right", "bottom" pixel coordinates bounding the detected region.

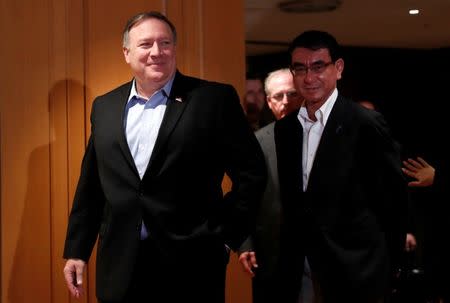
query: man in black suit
[
  {"left": 275, "top": 30, "right": 409, "bottom": 303},
  {"left": 62, "top": 11, "right": 266, "bottom": 303}
]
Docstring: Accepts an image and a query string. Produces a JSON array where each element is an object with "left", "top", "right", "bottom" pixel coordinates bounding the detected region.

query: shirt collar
[
  {"left": 127, "top": 75, "right": 176, "bottom": 103},
  {"left": 298, "top": 88, "right": 338, "bottom": 126},
  {"left": 320, "top": 88, "right": 338, "bottom": 125}
]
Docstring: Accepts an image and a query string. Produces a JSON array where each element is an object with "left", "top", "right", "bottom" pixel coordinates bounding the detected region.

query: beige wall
[{"left": 0, "top": 0, "right": 249, "bottom": 302}]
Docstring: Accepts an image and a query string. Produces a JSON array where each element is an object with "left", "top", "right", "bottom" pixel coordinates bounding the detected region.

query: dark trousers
[
  {"left": 252, "top": 276, "right": 281, "bottom": 303},
  {"left": 99, "top": 238, "right": 228, "bottom": 303}
]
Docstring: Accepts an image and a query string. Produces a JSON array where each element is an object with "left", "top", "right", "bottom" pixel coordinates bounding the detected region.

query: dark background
[
  {"left": 247, "top": 47, "right": 450, "bottom": 283},
  {"left": 247, "top": 46, "right": 450, "bottom": 159}
]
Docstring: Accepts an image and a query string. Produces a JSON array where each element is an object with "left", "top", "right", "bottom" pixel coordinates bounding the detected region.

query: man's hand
[
  {"left": 238, "top": 251, "right": 258, "bottom": 277},
  {"left": 63, "top": 258, "right": 86, "bottom": 299},
  {"left": 402, "top": 157, "right": 435, "bottom": 187},
  {"left": 405, "top": 233, "right": 417, "bottom": 252}
]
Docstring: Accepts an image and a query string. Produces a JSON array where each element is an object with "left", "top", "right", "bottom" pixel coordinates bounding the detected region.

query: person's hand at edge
[
  {"left": 63, "top": 258, "right": 86, "bottom": 299},
  {"left": 402, "top": 157, "right": 435, "bottom": 187},
  {"left": 405, "top": 233, "right": 417, "bottom": 252},
  {"left": 238, "top": 251, "right": 258, "bottom": 277}
]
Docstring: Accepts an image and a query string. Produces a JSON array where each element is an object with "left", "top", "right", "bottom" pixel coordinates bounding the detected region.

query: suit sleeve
[
  {"left": 218, "top": 85, "right": 266, "bottom": 251},
  {"left": 238, "top": 237, "right": 255, "bottom": 253},
  {"left": 63, "top": 100, "right": 106, "bottom": 262},
  {"left": 369, "top": 112, "right": 409, "bottom": 273}
]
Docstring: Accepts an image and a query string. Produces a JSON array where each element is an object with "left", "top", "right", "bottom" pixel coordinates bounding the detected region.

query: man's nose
[
  {"left": 281, "top": 94, "right": 290, "bottom": 103},
  {"left": 150, "top": 43, "right": 162, "bottom": 56},
  {"left": 303, "top": 70, "right": 315, "bottom": 83}
]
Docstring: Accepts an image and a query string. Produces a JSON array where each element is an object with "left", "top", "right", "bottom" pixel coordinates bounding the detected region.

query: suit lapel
[
  {"left": 307, "top": 95, "right": 348, "bottom": 192},
  {"left": 145, "top": 72, "right": 189, "bottom": 177},
  {"left": 114, "top": 81, "right": 141, "bottom": 176},
  {"left": 275, "top": 111, "right": 304, "bottom": 194}
]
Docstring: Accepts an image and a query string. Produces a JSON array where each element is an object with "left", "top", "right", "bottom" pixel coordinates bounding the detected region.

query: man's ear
[
  {"left": 335, "top": 58, "right": 344, "bottom": 80},
  {"left": 123, "top": 47, "right": 130, "bottom": 64}
]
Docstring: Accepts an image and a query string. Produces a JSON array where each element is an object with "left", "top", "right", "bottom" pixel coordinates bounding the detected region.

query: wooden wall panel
[
  {"left": 1, "top": 0, "right": 53, "bottom": 302},
  {"left": 202, "top": 1, "right": 246, "bottom": 94},
  {"left": 167, "top": 0, "right": 204, "bottom": 77},
  {"left": 199, "top": 2, "right": 249, "bottom": 302},
  {"left": 1, "top": 0, "right": 249, "bottom": 302}
]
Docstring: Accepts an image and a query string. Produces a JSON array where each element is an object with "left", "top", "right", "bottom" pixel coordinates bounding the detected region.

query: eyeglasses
[
  {"left": 270, "top": 91, "right": 299, "bottom": 102},
  {"left": 290, "top": 61, "right": 335, "bottom": 76}
]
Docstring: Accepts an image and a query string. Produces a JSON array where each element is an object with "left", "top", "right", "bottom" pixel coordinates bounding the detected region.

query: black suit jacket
[
  {"left": 275, "top": 95, "right": 408, "bottom": 302},
  {"left": 63, "top": 71, "right": 266, "bottom": 301}
]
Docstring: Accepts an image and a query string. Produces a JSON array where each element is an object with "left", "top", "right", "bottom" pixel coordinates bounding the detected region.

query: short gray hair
[{"left": 122, "top": 11, "right": 177, "bottom": 48}]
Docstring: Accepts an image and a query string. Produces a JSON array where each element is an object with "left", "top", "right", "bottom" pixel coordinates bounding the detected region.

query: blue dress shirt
[{"left": 124, "top": 77, "right": 174, "bottom": 239}]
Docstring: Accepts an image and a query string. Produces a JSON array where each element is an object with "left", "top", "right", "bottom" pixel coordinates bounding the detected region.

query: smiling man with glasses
[{"left": 275, "top": 30, "right": 409, "bottom": 303}]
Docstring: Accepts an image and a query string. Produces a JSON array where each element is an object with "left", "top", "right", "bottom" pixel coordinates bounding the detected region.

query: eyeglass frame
[
  {"left": 290, "top": 60, "right": 335, "bottom": 77},
  {"left": 268, "top": 90, "right": 299, "bottom": 102}
]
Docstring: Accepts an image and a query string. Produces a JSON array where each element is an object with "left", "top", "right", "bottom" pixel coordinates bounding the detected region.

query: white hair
[{"left": 264, "top": 68, "right": 292, "bottom": 96}]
